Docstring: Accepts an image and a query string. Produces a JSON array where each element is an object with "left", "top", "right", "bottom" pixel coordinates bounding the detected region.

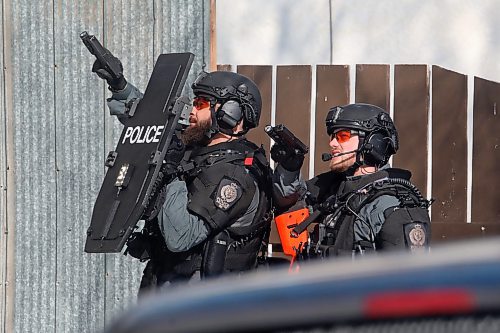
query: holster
[{"left": 202, "top": 230, "right": 230, "bottom": 278}]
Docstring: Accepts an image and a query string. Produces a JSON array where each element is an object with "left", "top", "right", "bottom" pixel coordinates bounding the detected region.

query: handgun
[
  {"left": 80, "top": 31, "right": 122, "bottom": 80},
  {"left": 264, "top": 124, "right": 309, "bottom": 155}
]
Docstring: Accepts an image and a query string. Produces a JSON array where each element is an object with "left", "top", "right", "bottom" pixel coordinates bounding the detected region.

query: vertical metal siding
[
  {"left": 102, "top": 0, "right": 155, "bottom": 325},
  {"left": 54, "top": 2, "right": 106, "bottom": 332},
  {"left": 0, "top": 0, "right": 210, "bottom": 332},
  {"left": 155, "top": 0, "right": 211, "bottom": 97},
  {"left": 11, "top": 0, "right": 57, "bottom": 332},
  {"left": 0, "top": 0, "right": 6, "bottom": 329}
]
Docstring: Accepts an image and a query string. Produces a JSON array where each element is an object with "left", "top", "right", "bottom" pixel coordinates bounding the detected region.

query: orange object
[{"left": 274, "top": 208, "right": 310, "bottom": 258}]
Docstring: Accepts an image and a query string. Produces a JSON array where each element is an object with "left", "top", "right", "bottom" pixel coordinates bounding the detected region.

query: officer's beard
[{"left": 181, "top": 119, "right": 211, "bottom": 146}]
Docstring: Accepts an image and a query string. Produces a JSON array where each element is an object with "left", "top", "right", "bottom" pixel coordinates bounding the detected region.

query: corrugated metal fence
[
  {"left": 0, "top": 1, "right": 210, "bottom": 332},
  {"left": 218, "top": 64, "right": 500, "bottom": 247}
]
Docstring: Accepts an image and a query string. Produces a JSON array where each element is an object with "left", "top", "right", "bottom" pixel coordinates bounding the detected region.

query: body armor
[
  {"left": 306, "top": 168, "right": 431, "bottom": 257},
  {"left": 145, "top": 139, "right": 271, "bottom": 285}
]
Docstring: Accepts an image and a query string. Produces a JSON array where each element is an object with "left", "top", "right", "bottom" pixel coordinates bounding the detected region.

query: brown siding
[
  {"left": 355, "top": 64, "right": 390, "bottom": 112},
  {"left": 216, "top": 64, "right": 232, "bottom": 72},
  {"left": 431, "top": 66, "right": 467, "bottom": 223},
  {"left": 432, "top": 222, "right": 500, "bottom": 242},
  {"left": 217, "top": 62, "right": 500, "bottom": 245},
  {"left": 275, "top": 65, "right": 312, "bottom": 177},
  {"left": 237, "top": 66, "right": 273, "bottom": 156},
  {"left": 392, "top": 65, "right": 429, "bottom": 196},
  {"left": 472, "top": 77, "right": 500, "bottom": 223},
  {"left": 314, "top": 65, "right": 350, "bottom": 175}
]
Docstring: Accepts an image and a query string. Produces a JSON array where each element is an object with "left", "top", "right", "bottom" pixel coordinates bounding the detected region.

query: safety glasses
[
  {"left": 192, "top": 96, "right": 212, "bottom": 110},
  {"left": 331, "top": 129, "right": 358, "bottom": 143}
]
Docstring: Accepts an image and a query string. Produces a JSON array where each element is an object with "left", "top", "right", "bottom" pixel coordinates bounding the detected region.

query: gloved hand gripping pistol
[
  {"left": 80, "top": 31, "right": 127, "bottom": 91},
  {"left": 265, "top": 124, "right": 309, "bottom": 172}
]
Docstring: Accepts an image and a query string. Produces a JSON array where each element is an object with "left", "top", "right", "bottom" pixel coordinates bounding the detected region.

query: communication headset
[
  {"left": 216, "top": 100, "right": 243, "bottom": 129},
  {"left": 361, "top": 132, "right": 392, "bottom": 166},
  {"left": 215, "top": 84, "right": 256, "bottom": 131},
  {"left": 360, "top": 113, "right": 398, "bottom": 166}
]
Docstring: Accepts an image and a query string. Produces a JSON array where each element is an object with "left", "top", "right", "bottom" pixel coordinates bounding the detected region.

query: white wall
[{"left": 217, "top": 0, "right": 500, "bottom": 82}]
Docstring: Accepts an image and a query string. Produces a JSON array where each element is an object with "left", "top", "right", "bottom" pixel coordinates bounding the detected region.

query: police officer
[
  {"left": 272, "top": 103, "right": 431, "bottom": 257},
  {"left": 92, "top": 59, "right": 272, "bottom": 291}
]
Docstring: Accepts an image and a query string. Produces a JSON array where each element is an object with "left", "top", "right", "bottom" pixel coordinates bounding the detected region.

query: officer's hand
[
  {"left": 91, "top": 55, "right": 127, "bottom": 91},
  {"left": 164, "top": 134, "right": 185, "bottom": 175},
  {"left": 271, "top": 144, "right": 304, "bottom": 172}
]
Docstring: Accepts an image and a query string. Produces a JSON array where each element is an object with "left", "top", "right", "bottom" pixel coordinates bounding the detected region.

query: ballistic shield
[{"left": 85, "top": 53, "right": 194, "bottom": 253}]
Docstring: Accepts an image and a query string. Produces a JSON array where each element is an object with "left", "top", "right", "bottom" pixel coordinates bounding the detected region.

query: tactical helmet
[
  {"left": 192, "top": 71, "right": 262, "bottom": 132},
  {"left": 325, "top": 103, "right": 399, "bottom": 167}
]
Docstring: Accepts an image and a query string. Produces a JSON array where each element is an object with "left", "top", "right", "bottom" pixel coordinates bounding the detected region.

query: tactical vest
[
  {"left": 157, "top": 139, "right": 272, "bottom": 279},
  {"left": 309, "top": 168, "right": 431, "bottom": 256}
]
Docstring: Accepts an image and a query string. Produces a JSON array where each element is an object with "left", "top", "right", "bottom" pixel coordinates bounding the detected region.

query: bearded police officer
[
  {"left": 93, "top": 60, "right": 272, "bottom": 291},
  {"left": 272, "top": 103, "right": 431, "bottom": 257}
]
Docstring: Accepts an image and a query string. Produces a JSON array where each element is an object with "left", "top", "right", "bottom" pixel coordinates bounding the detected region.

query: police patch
[
  {"left": 214, "top": 178, "right": 242, "bottom": 211},
  {"left": 404, "top": 223, "right": 427, "bottom": 252}
]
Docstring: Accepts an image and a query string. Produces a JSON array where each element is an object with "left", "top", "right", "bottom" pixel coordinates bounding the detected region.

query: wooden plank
[
  {"left": 472, "top": 77, "right": 500, "bottom": 223},
  {"left": 355, "top": 64, "right": 390, "bottom": 112},
  {"left": 314, "top": 65, "right": 350, "bottom": 175},
  {"left": 275, "top": 65, "right": 312, "bottom": 177},
  {"left": 432, "top": 222, "right": 500, "bottom": 243},
  {"left": 217, "top": 64, "right": 232, "bottom": 72},
  {"left": 392, "top": 65, "right": 429, "bottom": 196},
  {"left": 431, "top": 66, "right": 467, "bottom": 223},
  {"left": 237, "top": 65, "right": 273, "bottom": 157},
  {"left": 209, "top": 0, "right": 217, "bottom": 71},
  {"left": 271, "top": 66, "right": 311, "bottom": 247}
]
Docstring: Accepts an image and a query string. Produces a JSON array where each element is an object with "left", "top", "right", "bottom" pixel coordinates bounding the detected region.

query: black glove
[
  {"left": 91, "top": 55, "right": 127, "bottom": 91},
  {"left": 271, "top": 144, "right": 305, "bottom": 172},
  {"left": 124, "top": 232, "right": 151, "bottom": 261},
  {"left": 164, "top": 134, "right": 185, "bottom": 175}
]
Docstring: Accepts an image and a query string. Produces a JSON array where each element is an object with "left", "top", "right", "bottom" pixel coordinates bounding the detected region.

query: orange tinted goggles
[
  {"left": 192, "top": 96, "right": 212, "bottom": 110},
  {"left": 331, "top": 129, "right": 358, "bottom": 143}
]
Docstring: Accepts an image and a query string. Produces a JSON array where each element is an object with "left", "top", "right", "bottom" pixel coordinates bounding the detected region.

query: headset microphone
[
  {"left": 322, "top": 153, "right": 333, "bottom": 161},
  {"left": 322, "top": 149, "right": 359, "bottom": 162}
]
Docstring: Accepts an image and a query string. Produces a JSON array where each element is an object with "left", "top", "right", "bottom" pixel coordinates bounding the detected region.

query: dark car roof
[{"left": 106, "top": 238, "right": 500, "bottom": 333}]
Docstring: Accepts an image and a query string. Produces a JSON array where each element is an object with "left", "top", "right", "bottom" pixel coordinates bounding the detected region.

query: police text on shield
[{"left": 122, "top": 125, "right": 165, "bottom": 144}]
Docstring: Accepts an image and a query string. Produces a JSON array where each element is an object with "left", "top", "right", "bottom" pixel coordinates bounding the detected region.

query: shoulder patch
[
  {"left": 214, "top": 178, "right": 243, "bottom": 211},
  {"left": 404, "top": 222, "right": 428, "bottom": 252}
]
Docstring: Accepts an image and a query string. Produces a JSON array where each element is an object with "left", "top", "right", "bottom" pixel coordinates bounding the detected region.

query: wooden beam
[{"left": 210, "top": 0, "right": 217, "bottom": 71}]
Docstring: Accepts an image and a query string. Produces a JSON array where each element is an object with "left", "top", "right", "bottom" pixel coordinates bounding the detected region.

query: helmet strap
[
  {"left": 218, "top": 127, "right": 248, "bottom": 137},
  {"left": 356, "top": 131, "right": 367, "bottom": 166},
  {"left": 205, "top": 104, "right": 220, "bottom": 140}
]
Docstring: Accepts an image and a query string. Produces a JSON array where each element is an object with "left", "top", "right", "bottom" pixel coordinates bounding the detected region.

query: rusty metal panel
[
  {"left": 314, "top": 65, "right": 350, "bottom": 175},
  {"left": 237, "top": 65, "right": 273, "bottom": 155},
  {"left": 10, "top": 1, "right": 57, "bottom": 332},
  {"left": 53, "top": 2, "right": 107, "bottom": 332},
  {"left": 472, "top": 77, "right": 500, "bottom": 223},
  {"left": 154, "top": 0, "right": 211, "bottom": 97},
  {"left": 355, "top": 65, "right": 390, "bottom": 112},
  {"left": 392, "top": 65, "right": 429, "bottom": 196},
  {"left": 102, "top": 0, "right": 155, "bottom": 325},
  {"left": 432, "top": 66, "right": 468, "bottom": 223},
  {"left": 275, "top": 66, "right": 312, "bottom": 177}
]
